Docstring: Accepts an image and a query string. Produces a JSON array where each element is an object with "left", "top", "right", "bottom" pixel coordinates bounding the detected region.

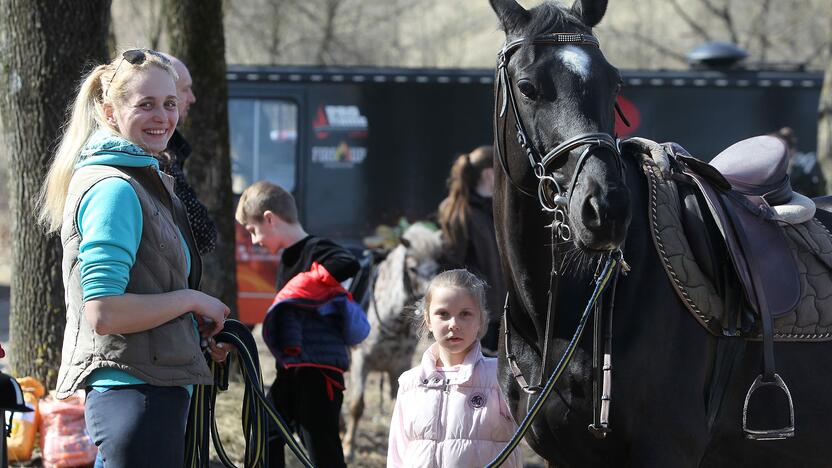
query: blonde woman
[
  {"left": 438, "top": 146, "right": 506, "bottom": 355},
  {"left": 39, "top": 49, "right": 229, "bottom": 467}
]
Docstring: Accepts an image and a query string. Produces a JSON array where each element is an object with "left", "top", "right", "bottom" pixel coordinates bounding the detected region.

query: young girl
[{"left": 387, "top": 269, "right": 521, "bottom": 468}]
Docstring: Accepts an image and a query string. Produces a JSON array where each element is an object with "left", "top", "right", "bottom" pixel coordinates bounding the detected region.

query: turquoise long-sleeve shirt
[{"left": 75, "top": 130, "right": 194, "bottom": 391}]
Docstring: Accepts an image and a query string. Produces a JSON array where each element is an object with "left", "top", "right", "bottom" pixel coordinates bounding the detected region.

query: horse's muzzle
[{"left": 572, "top": 184, "right": 630, "bottom": 250}]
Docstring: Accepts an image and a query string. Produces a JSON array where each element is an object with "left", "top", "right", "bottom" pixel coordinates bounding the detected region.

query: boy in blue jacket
[{"left": 236, "top": 181, "right": 367, "bottom": 468}]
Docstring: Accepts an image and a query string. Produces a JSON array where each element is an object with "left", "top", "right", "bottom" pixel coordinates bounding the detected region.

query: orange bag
[
  {"left": 6, "top": 376, "right": 46, "bottom": 462},
  {"left": 39, "top": 391, "right": 97, "bottom": 468}
]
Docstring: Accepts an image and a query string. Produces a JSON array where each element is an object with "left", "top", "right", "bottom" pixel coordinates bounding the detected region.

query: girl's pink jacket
[{"left": 387, "top": 341, "right": 522, "bottom": 468}]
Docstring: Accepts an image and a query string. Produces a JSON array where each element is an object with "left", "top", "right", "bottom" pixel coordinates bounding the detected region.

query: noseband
[{"left": 494, "top": 32, "right": 623, "bottom": 241}]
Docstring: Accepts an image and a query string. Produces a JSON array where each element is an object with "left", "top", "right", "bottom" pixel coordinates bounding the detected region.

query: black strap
[
  {"left": 589, "top": 253, "right": 621, "bottom": 438},
  {"left": 540, "top": 222, "right": 561, "bottom": 382},
  {"left": 706, "top": 337, "right": 745, "bottom": 431},
  {"left": 720, "top": 194, "right": 776, "bottom": 380}
]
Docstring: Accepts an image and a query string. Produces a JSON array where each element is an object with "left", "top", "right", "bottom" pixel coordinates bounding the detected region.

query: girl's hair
[
  {"left": 438, "top": 146, "right": 493, "bottom": 244},
  {"left": 38, "top": 49, "right": 178, "bottom": 232},
  {"left": 417, "top": 269, "right": 490, "bottom": 340}
]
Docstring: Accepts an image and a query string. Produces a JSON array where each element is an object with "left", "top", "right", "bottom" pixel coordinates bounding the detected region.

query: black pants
[
  {"left": 86, "top": 385, "right": 190, "bottom": 468},
  {"left": 268, "top": 367, "right": 346, "bottom": 468}
]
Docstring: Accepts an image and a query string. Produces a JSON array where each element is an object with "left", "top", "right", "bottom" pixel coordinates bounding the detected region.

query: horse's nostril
[{"left": 582, "top": 196, "right": 606, "bottom": 229}]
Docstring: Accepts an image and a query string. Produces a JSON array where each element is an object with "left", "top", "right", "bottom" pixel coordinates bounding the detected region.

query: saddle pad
[{"left": 625, "top": 138, "right": 832, "bottom": 342}]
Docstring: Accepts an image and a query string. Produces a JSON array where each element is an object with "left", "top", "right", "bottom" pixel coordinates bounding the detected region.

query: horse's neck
[{"left": 370, "top": 246, "right": 412, "bottom": 321}]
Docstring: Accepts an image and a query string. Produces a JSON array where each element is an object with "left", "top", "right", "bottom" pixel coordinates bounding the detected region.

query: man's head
[
  {"left": 236, "top": 181, "right": 301, "bottom": 253},
  {"left": 161, "top": 53, "right": 196, "bottom": 121}
]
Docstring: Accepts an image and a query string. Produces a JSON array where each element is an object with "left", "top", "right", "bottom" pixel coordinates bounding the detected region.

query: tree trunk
[
  {"left": 165, "top": 0, "right": 238, "bottom": 318},
  {"left": 0, "top": 0, "right": 111, "bottom": 387},
  {"left": 820, "top": 20, "right": 832, "bottom": 194}
]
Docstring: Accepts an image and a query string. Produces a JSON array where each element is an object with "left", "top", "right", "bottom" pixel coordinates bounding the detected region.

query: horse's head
[
  {"left": 491, "top": 0, "right": 630, "bottom": 251},
  {"left": 399, "top": 223, "right": 444, "bottom": 297}
]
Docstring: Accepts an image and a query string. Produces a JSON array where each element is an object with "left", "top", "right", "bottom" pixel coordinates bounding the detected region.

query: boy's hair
[
  {"left": 235, "top": 181, "right": 299, "bottom": 224},
  {"left": 416, "top": 269, "right": 490, "bottom": 340}
]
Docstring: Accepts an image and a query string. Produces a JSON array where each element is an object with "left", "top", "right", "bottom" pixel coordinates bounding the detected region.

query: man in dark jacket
[
  {"left": 159, "top": 53, "right": 217, "bottom": 254},
  {"left": 236, "top": 181, "right": 363, "bottom": 468}
]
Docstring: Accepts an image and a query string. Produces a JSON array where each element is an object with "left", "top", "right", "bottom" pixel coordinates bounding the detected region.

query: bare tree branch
[
  {"left": 316, "top": 0, "right": 341, "bottom": 65},
  {"left": 689, "top": 0, "right": 738, "bottom": 44},
  {"left": 606, "top": 24, "right": 689, "bottom": 64},
  {"left": 746, "top": 0, "right": 772, "bottom": 61},
  {"left": 668, "top": 0, "right": 713, "bottom": 42}
]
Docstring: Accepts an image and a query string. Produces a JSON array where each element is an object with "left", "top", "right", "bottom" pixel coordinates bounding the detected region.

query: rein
[
  {"left": 185, "top": 320, "right": 314, "bottom": 468},
  {"left": 489, "top": 252, "right": 623, "bottom": 467}
]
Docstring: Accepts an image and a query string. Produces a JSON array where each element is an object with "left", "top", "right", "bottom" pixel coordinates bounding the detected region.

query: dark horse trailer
[{"left": 227, "top": 65, "right": 823, "bottom": 323}]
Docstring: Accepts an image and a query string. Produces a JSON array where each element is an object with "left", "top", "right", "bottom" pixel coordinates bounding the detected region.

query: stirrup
[{"left": 742, "top": 373, "right": 795, "bottom": 440}]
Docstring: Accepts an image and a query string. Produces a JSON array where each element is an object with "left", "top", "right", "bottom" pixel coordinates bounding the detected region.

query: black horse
[{"left": 490, "top": 0, "right": 832, "bottom": 466}]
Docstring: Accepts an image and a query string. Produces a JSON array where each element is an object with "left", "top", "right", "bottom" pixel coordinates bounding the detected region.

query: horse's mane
[{"left": 514, "top": 2, "right": 589, "bottom": 38}]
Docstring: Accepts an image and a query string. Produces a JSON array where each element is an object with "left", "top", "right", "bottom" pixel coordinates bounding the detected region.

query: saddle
[
  {"left": 625, "top": 136, "right": 832, "bottom": 440},
  {"left": 683, "top": 137, "right": 803, "bottom": 325},
  {"left": 625, "top": 136, "right": 832, "bottom": 341}
]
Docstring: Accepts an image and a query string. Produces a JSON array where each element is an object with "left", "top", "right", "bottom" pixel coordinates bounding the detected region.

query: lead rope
[
  {"left": 488, "top": 252, "right": 622, "bottom": 468},
  {"left": 185, "top": 319, "right": 314, "bottom": 468}
]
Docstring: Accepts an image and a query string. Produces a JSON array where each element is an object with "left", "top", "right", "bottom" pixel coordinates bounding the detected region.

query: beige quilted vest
[{"left": 55, "top": 164, "right": 212, "bottom": 399}]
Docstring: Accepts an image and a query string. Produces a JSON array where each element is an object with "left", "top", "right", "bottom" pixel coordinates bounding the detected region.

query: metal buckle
[
  {"left": 587, "top": 423, "right": 611, "bottom": 439},
  {"left": 742, "top": 373, "right": 795, "bottom": 440}
]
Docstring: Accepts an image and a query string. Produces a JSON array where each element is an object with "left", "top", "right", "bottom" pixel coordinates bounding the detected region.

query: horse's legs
[
  {"left": 343, "top": 351, "right": 370, "bottom": 461},
  {"left": 387, "top": 370, "right": 400, "bottom": 401}
]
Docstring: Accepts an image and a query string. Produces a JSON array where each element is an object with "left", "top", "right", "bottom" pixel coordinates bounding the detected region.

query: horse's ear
[
  {"left": 570, "top": 0, "right": 609, "bottom": 28},
  {"left": 489, "top": 0, "right": 530, "bottom": 33}
]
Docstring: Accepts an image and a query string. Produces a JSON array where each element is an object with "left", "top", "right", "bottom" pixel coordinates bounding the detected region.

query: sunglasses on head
[{"left": 106, "top": 49, "right": 171, "bottom": 98}]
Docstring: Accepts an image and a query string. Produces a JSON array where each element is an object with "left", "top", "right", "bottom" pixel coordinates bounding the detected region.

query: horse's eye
[{"left": 517, "top": 79, "right": 537, "bottom": 99}]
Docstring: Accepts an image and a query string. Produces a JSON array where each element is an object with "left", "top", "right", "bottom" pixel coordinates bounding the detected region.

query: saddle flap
[{"left": 687, "top": 172, "right": 800, "bottom": 318}]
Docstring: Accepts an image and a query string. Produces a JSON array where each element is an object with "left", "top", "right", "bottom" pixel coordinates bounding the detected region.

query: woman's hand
[
  {"left": 190, "top": 291, "right": 230, "bottom": 336},
  {"left": 203, "top": 336, "right": 234, "bottom": 363}
]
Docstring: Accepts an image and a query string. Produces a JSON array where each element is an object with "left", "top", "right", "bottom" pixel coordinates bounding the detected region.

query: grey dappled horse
[{"left": 342, "top": 223, "right": 442, "bottom": 460}]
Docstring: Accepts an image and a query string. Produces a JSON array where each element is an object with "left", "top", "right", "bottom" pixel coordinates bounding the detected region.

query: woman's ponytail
[
  {"left": 38, "top": 64, "right": 111, "bottom": 232},
  {"left": 438, "top": 146, "right": 494, "bottom": 243}
]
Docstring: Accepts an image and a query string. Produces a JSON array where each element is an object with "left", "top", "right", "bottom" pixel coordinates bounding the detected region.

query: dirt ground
[{"left": 210, "top": 326, "right": 547, "bottom": 467}]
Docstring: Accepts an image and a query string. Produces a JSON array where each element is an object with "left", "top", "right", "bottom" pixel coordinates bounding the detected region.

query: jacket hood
[{"left": 76, "top": 129, "right": 160, "bottom": 169}]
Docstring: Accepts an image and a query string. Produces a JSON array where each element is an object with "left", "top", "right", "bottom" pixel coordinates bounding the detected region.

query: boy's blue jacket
[{"left": 262, "top": 262, "right": 370, "bottom": 372}]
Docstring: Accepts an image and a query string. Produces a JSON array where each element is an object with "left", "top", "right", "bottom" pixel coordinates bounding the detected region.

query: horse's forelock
[{"left": 518, "top": 2, "right": 588, "bottom": 38}]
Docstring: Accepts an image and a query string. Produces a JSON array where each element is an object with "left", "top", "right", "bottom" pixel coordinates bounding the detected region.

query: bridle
[
  {"left": 490, "top": 32, "right": 630, "bottom": 466},
  {"left": 494, "top": 32, "right": 624, "bottom": 241}
]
